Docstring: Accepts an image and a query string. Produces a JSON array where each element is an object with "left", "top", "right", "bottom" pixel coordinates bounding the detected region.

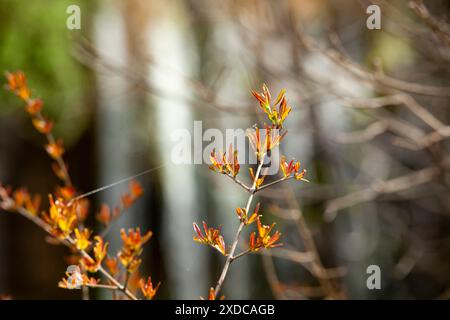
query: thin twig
[
  {"left": 85, "top": 283, "right": 119, "bottom": 290},
  {"left": 262, "top": 254, "right": 287, "bottom": 300},
  {"left": 230, "top": 249, "right": 251, "bottom": 262},
  {"left": 410, "top": 0, "right": 450, "bottom": 48},
  {"left": 65, "top": 239, "right": 138, "bottom": 300},
  {"left": 257, "top": 176, "right": 294, "bottom": 192},
  {"left": 224, "top": 173, "right": 251, "bottom": 192},
  {"left": 213, "top": 155, "right": 265, "bottom": 297},
  {"left": 23, "top": 100, "right": 72, "bottom": 187},
  {"left": 0, "top": 190, "right": 138, "bottom": 300},
  {"left": 324, "top": 166, "right": 438, "bottom": 221},
  {"left": 298, "top": 32, "right": 450, "bottom": 97},
  {"left": 122, "top": 272, "right": 131, "bottom": 295}
]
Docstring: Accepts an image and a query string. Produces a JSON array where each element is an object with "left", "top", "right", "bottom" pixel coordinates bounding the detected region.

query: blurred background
[{"left": 1, "top": 0, "right": 450, "bottom": 299}]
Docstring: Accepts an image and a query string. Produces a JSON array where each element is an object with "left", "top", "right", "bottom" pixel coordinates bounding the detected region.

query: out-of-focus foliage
[{"left": 0, "top": 0, "right": 93, "bottom": 145}]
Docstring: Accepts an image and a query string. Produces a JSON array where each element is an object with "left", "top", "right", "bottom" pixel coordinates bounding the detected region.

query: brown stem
[
  {"left": 283, "top": 183, "right": 342, "bottom": 299},
  {"left": 230, "top": 249, "right": 251, "bottom": 262},
  {"left": 98, "top": 266, "right": 137, "bottom": 300},
  {"left": 85, "top": 283, "right": 119, "bottom": 290},
  {"left": 122, "top": 272, "right": 131, "bottom": 294},
  {"left": 256, "top": 176, "right": 293, "bottom": 192},
  {"left": 0, "top": 191, "right": 137, "bottom": 300},
  {"left": 65, "top": 238, "right": 138, "bottom": 300},
  {"left": 213, "top": 156, "right": 265, "bottom": 297},
  {"left": 28, "top": 102, "right": 72, "bottom": 187},
  {"left": 225, "top": 174, "right": 251, "bottom": 192}
]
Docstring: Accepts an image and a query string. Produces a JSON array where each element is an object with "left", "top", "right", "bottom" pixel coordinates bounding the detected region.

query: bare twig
[
  {"left": 262, "top": 254, "right": 287, "bottom": 300},
  {"left": 298, "top": 33, "right": 450, "bottom": 97},
  {"left": 256, "top": 176, "right": 294, "bottom": 192},
  {"left": 230, "top": 249, "right": 251, "bottom": 262},
  {"left": 333, "top": 121, "right": 389, "bottom": 144},
  {"left": 410, "top": 0, "right": 450, "bottom": 48},
  {"left": 324, "top": 167, "right": 438, "bottom": 221},
  {"left": 224, "top": 173, "right": 251, "bottom": 193}
]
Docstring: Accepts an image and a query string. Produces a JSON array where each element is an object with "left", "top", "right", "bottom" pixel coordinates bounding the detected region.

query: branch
[
  {"left": 298, "top": 32, "right": 450, "bottom": 96},
  {"left": 332, "top": 121, "right": 389, "bottom": 144},
  {"left": 224, "top": 173, "right": 251, "bottom": 192},
  {"left": 230, "top": 249, "right": 251, "bottom": 262},
  {"left": 342, "top": 94, "right": 446, "bottom": 132},
  {"left": 213, "top": 156, "right": 265, "bottom": 297},
  {"left": 0, "top": 189, "right": 138, "bottom": 300},
  {"left": 261, "top": 254, "right": 287, "bottom": 300},
  {"left": 256, "top": 176, "right": 294, "bottom": 192},
  {"left": 255, "top": 248, "right": 345, "bottom": 280},
  {"left": 324, "top": 167, "right": 438, "bottom": 221},
  {"left": 20, "top": 98, "right": 72, "bottom": 187},
  {"left": 85, "top": 283, "right": 119, "bottom": 290},
  {"left": 410, "top": 0, "right": 450, "bottom": 48}
]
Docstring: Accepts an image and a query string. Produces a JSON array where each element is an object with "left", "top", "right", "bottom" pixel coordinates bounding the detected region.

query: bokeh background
[{"left": 1, "top": 0, "right": 450, "bottom": 299}]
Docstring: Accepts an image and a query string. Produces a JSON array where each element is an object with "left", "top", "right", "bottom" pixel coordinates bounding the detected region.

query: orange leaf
[
  {"left": 139, "top": 277, "right": 160, "bottom": 300},
  {"left": 121, "top": 193, "right": 134, "bottom": 209},
  {"left": 96, "top": 204, "right": 111, "bottom": 226},
  {"left": 129, "top": 180, "right": 143, "bottom": 199},
  {"left": 26, "top": 99, "right": 43, "bottom": 115},
  {"left": 105, "top": 257, "right": 119, "bottom": 276},
  {"left": 32, "top": 118, "right": 53, "bottom": 134},
  {"left": 45, "top": 141, "right": 64, "bottom": 159}
]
